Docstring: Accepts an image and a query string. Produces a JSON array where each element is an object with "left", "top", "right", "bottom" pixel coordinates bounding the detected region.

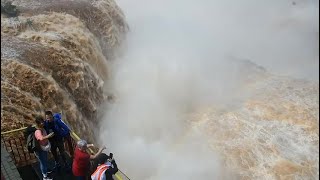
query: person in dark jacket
[
  {"left": 44, "top": 110, "right": 71, "bottom": 170},
  {"left": 91, "top": 153, "right": 118, "bottom": 180}
]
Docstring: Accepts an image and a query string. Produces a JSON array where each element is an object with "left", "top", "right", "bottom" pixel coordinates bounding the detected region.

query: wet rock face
[{"left": 1, "top": 0, "right": 128, "bottom": 141}]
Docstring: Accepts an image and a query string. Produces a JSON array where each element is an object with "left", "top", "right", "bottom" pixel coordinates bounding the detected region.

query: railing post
[
  {"left": 18, "top": 137, "right": 28, "bottom": 166},
  {"left": 7, "top": 138, "right": 17, "bottom": 164},
  {"left": 66, "top": 135, "right": 74, "bottom": 157},
  {"left": 61, "top": 111, "right": 74, "bottom": 157},
  {"left": 13, "top": 138, "right": 22, "bottom": 165},
  {"left": 1, "top": 135, "right": 8, "bottom": 153}
]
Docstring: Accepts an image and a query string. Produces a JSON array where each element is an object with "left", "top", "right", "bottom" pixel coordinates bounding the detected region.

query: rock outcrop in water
[{"left": 1, "top": 0, "right": 128, "bottom": 141}]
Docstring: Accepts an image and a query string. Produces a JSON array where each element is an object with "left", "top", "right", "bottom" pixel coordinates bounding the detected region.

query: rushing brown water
[
  {"left": 1, "top": 0, "right": 128, "bottom": 141},
  {"left": 189, "top": 74, "right": 319, "bottom": 179},
  {"left": 1, "top": 0, "right": 319, "bottom": 179}
]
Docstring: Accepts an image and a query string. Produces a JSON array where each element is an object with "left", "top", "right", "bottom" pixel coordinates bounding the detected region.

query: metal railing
[
  {"left": 1, "top": 127, "right": 130, "bottom": 180},
  {"left": 1, "top": 127, "right": 76, "bottom": 167},
  {"left": 1, "top": 127, "right": 38, "bottom": 167}
]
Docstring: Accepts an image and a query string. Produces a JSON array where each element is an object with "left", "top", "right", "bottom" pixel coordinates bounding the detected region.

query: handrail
[
  {"left": 2, "top": 126, "right": 129, "bottom": 180},
  {"left": 2, "top": 127, "right": 94, "bottom": 155},
  {"left": 1, "top": 125, "right": 35, "bottom": 135}
]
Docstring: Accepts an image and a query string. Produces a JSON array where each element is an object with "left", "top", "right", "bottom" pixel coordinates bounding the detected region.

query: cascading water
[
  {"left": 1, "top": 0, "right": 128, "bottom": 141},
  {"left": 1, "top": 0, "right": 318, "bottom": 179}
]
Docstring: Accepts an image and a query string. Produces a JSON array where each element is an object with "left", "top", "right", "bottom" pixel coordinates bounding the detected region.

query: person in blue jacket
[{"left": 44, "top": 110, "right": 71, "bottom": 171}]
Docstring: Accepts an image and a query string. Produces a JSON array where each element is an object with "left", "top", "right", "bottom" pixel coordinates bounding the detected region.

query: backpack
[{"left": 24, "top": 125, "right": 40, "bottom": 153}]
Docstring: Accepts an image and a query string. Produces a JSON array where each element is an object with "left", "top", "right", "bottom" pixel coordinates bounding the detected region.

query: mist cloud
[{"left": 98, "top": 0, "right": 318, "bottom": 179}]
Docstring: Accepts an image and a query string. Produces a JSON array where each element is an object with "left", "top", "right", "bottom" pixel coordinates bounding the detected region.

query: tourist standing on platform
[
  {"left": 34, "top": 116, "right": 54, "bottom": 180},
  {"left": 91, "top": 153, "right": 119, "bottom": 180},
  {"left": 72, "top": 139, "right": 106, "bottom": 180},
  {"left": 44, "top": 110, "right": 71, "bottom": 171}
]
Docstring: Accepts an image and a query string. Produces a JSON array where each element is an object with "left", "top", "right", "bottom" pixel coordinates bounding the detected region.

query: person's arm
[
  {"left": 106, "top": 160, "right": 118, "bottom": 175},
  {"left": 56, "top": 118, "right": 71, "bottom": 133},
  {"left": 90, "top": 146, "right": 106, "bottom": 159},
  {"left": 35, "top": 130, "right": 54, "bottom": 140},
  {"left": 87, "top": 144, "right": 94, "bottom": 148},
  {"left": 44, "top": 133, "right": 54, "bottom": 139}
]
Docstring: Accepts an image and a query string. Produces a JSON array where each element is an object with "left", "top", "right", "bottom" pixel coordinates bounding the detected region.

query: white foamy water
[{"left": 95, "top": 0, "right": 319, "bottom": 179}]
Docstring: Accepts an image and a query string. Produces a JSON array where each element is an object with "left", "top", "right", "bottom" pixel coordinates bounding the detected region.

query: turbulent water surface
[
  {"left": 1, "top": 0, "right": 127, "bottom": 140},
  {"left": 1, "top": 0, "right": 319, "bottom": 179}
]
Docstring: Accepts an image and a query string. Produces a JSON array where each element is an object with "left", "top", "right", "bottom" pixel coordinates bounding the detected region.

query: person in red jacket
[{"left": 72, "top": 139, "right": 106, "bottom": 180}]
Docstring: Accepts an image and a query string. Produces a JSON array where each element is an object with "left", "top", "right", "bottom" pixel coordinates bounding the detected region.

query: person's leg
[
  {"left": 75, "top": 176, "right": 85, "bottom": 180},
  {"left": 35, "top": 150, "right": 48, "bottom": 178},
  {"left": 50, "top": 141, "right": 59, "bottom": 162},
  {"left": 34, "top": 151, "right": 44, "bottom": 175},
  {"left": 57, "top": 139, "right": 68, "bottom": 165},
  {"left": 41, "top": 151, "right": 48, "bottom": 177},
  {"left": 50, "top": 141, "right": 61, "bottom": 169}
]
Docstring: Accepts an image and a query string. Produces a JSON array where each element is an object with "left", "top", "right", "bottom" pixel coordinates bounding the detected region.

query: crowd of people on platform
[{"left": 31, "top": 110, "right": 118, "bottom": 180}]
